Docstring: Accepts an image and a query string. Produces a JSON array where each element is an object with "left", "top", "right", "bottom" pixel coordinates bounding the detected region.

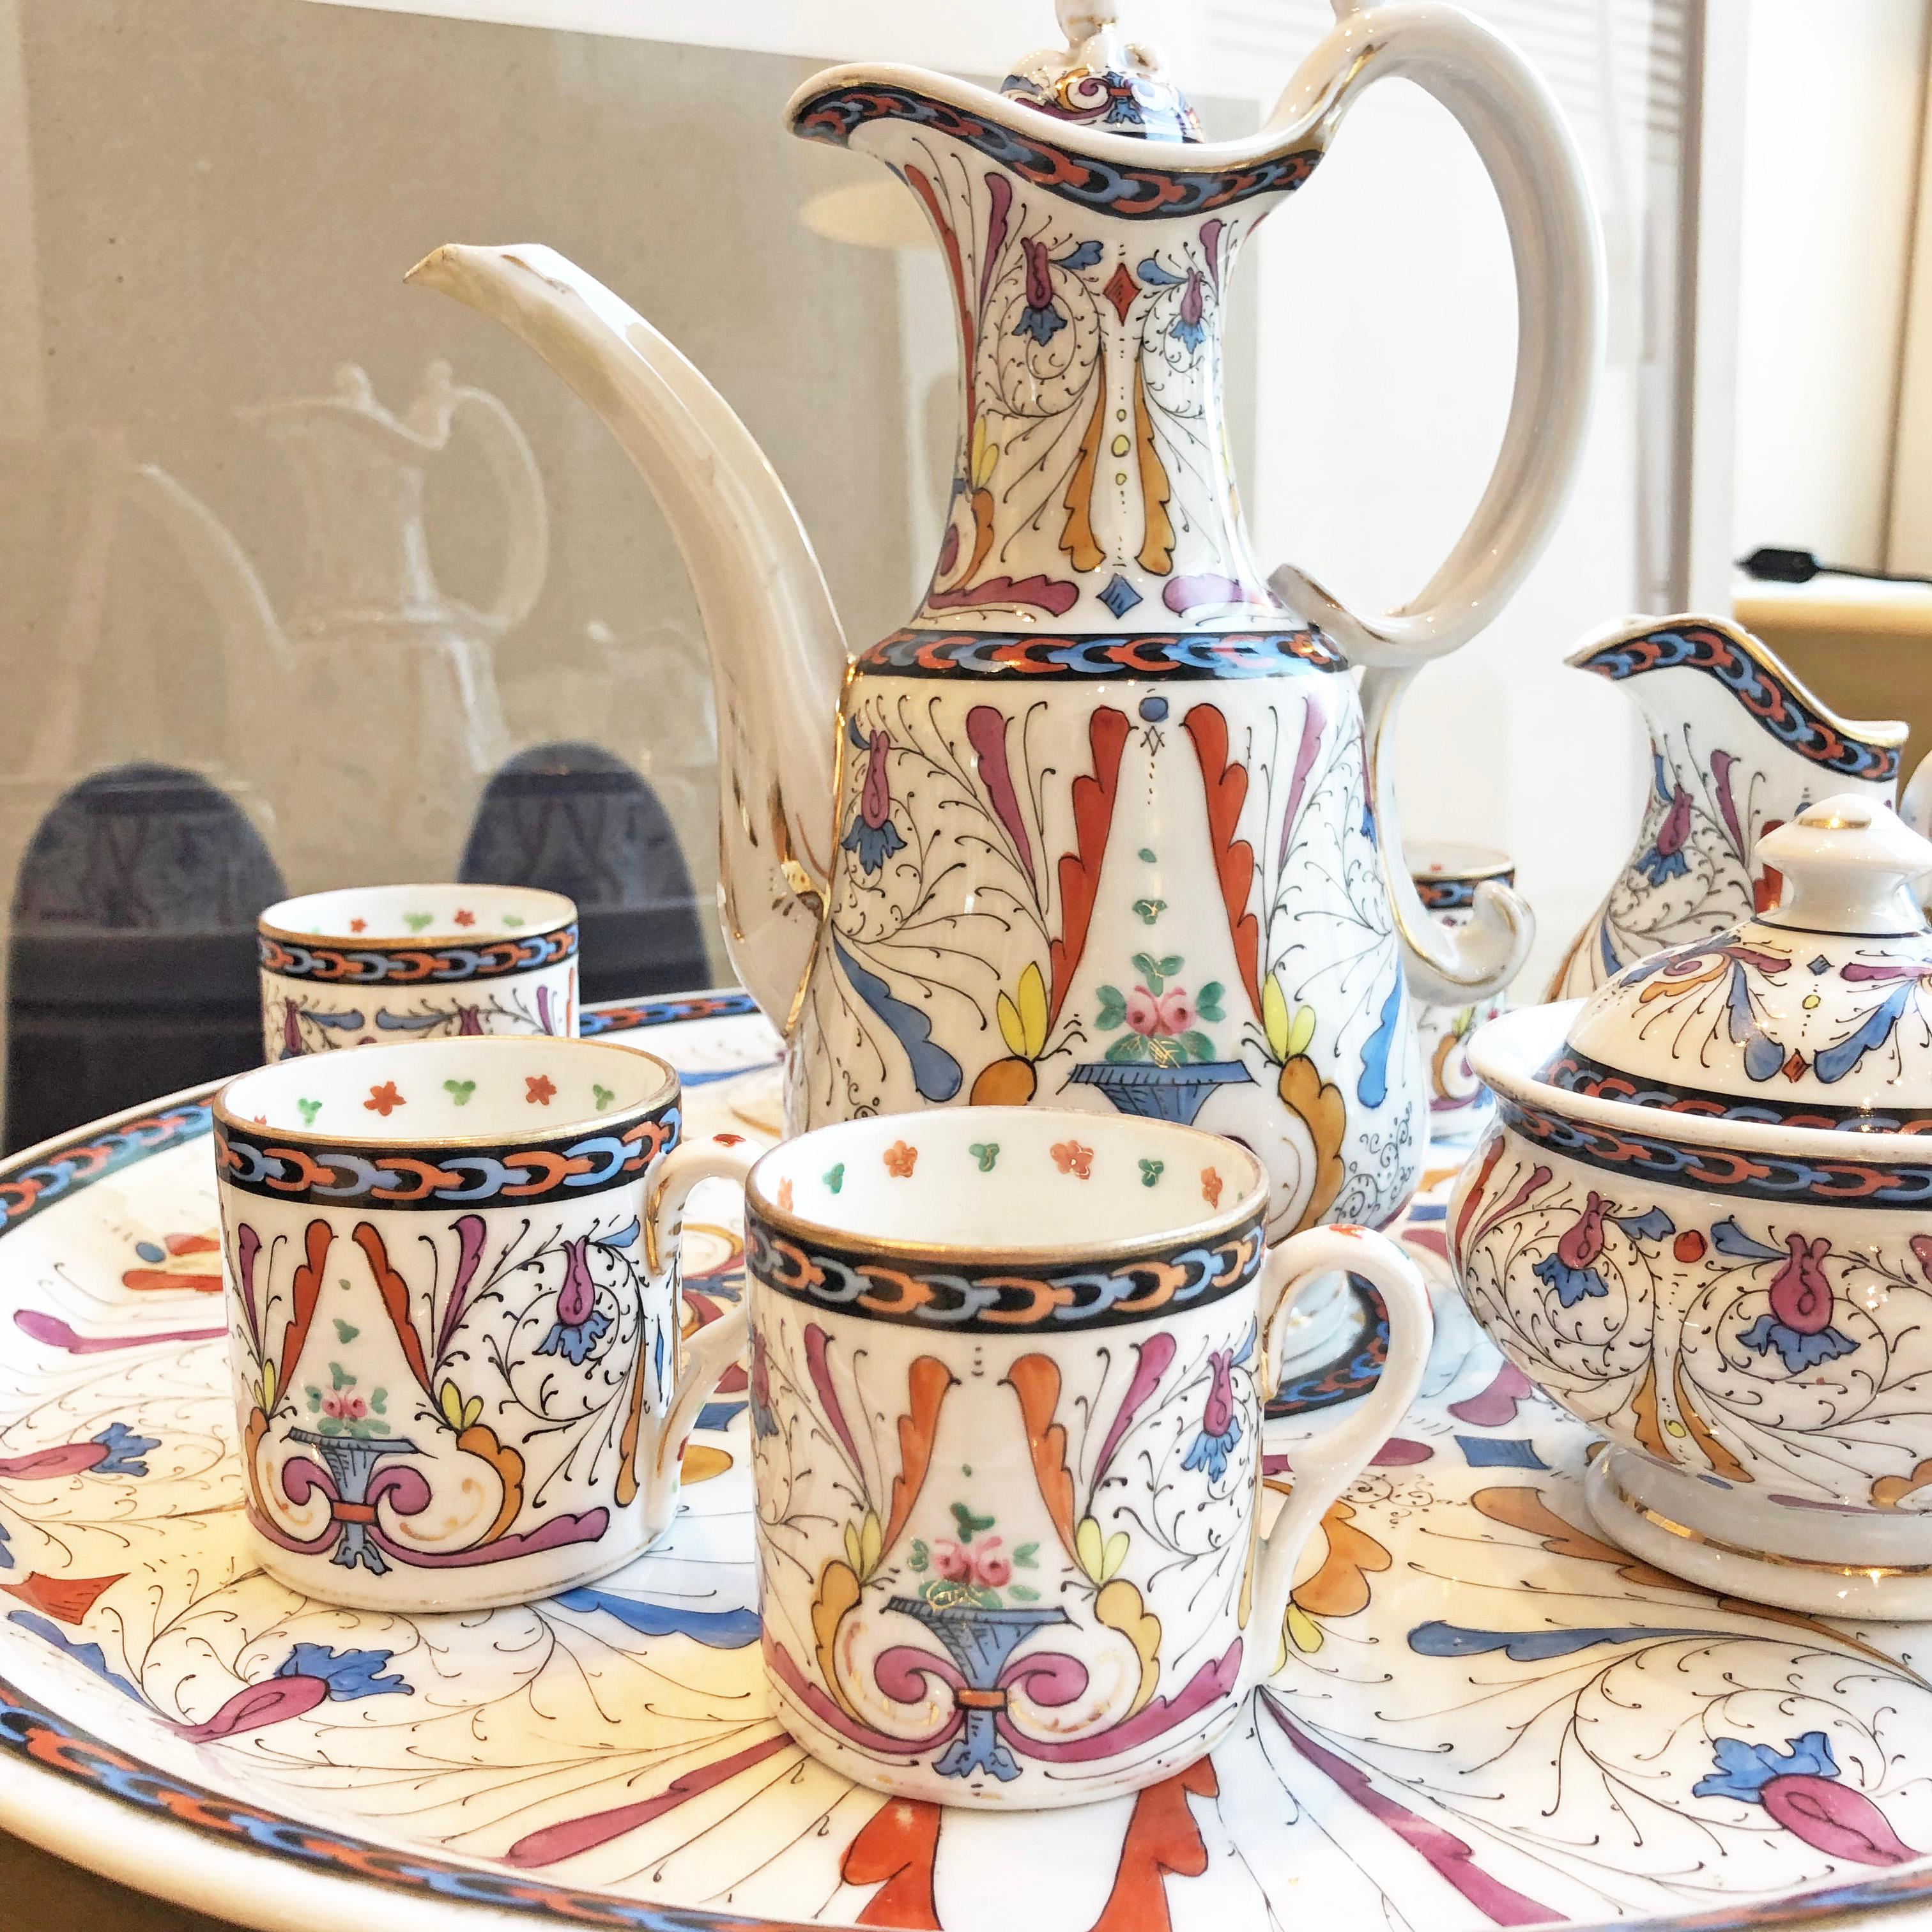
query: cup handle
[
  {"left": 1243, "top": 1225, "right": 1432, "bottom": 1694},
  {"left": 636, "top": 1136, "right": 760, "bottom": 1531}
]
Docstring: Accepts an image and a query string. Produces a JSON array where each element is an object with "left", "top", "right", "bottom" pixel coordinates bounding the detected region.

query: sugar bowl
[{"left": 1451, "top": 796, "right": 1932, "bottom": 1615}]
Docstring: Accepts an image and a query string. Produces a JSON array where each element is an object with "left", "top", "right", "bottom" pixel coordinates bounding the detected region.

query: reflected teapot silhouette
[{"left": 134, "top": 361, "right": 547, "bottom": 891}]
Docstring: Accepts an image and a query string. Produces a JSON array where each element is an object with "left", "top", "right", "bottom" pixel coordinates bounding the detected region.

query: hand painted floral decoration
[
  {"left": 536, "top": 1234, "right": 617, "bottom": 1365},
  {"left": 840, "top": 718, "right": 906, "bottom": 875},
  {"left": 748, "top": 1328, "right": 780, "bottom": 1441},
  {"left": 1696, "top": 1732, "right": 1920, "bottom": 1866},
  {"left": 1636, "top": 760, "right": 1696, "bottom": 885},
  {"left": 907, "top": 1502, "right": 1037, "bottom": 1609},
  {"left": 1096, "top": 953, "right": 1225, "bottom": 1067},
  {"left": 1531, "top": 1194, "right": 1671, "bottom": 1309},
  {"left": 1730, "top": 1226, "right": 1857, "bottom": 1372},
  {"left": 1181, "top": 1330, "right": 1252, "bottom": 1481}
]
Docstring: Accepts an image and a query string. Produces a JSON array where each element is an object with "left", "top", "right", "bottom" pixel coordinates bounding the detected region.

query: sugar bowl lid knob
[{"left": 1755, "top": 793, "right": 1932, "bottom": 936}]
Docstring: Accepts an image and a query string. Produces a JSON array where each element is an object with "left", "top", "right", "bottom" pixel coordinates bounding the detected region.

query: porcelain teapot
[{"left": 411, "top": 0, "right": 1604, "bottom": 1238}]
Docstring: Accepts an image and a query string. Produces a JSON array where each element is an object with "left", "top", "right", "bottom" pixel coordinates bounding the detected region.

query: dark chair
[
  {"left": 6, "top": 762, "right": 283, "bottom": 1151},
  {"left": 460, "top": 742, "right": 712, "bottom": 1002}
]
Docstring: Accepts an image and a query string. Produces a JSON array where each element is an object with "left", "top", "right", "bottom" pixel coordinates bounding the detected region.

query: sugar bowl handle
[{"left": 1243, "top": 1225, "right": 1432, "bottom": 1693}]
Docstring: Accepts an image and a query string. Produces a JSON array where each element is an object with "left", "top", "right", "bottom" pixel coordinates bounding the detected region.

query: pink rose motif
[
  {"left": 322, "top": 1392, "right": 366, "bottom": 1422},
  {"left": 1155, "top": 988, "right": 1194, "bottom": 1034},
  {"left": 974, "top": 1537, "right": 1011, "bottom": 1587},
  {"left": 933, "top": 1539, "right": 972, "bottom": 1582},
  {"left": 1124, "top": 985, "right": 1162, "bottom": 1036}
]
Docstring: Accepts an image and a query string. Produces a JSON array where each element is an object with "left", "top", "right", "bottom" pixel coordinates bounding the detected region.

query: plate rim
[{"left": 0, "top": 990, "right": 1930, "bottom": 1932}]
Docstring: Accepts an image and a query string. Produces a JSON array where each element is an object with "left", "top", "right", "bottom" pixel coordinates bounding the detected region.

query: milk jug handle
[
  {"left": 1266, "top": 0, "right": 1605, "bottom": 670},
  {"left": 446, "top": 380, "right": 551, "bottom": 636}
]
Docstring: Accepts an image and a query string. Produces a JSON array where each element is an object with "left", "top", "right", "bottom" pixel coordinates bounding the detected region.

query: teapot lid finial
[
  {"left": 1004, "top": 1, "right": 1202, "bottom": 143},
  {"left": 1755, "top": 794, "right": 1932, "bottom": 937},
  {"left": 1055, "top": 0, "right": 1117, "bottom": 39}
]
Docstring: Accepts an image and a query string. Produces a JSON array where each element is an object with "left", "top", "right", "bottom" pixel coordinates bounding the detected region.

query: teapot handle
[
  {"left": 1266, "top": 1, "right": 1603, "bottom": 1000},
  {"left": 445, "top": 378, "right": 551, "bottom": 636}
]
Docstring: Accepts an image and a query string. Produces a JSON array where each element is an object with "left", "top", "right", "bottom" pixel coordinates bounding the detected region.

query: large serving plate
[{"left": 3, "top": 992, "right": 1932, "bottom": 1932}]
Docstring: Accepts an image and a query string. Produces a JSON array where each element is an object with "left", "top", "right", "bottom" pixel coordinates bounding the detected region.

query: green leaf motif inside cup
[
  {"left": 296, "top": 1098, "right": 321, "bottom": 1126},
  {"left": 824, "top": 1163, "right": 845, "bottom": 1195},
  {"left": 1138, "top": 1158, "right": 1164, "bottom": 1188},
  {"left": 593, "top": 1084, "right": 614, "bottom": 1110},
  {"left": 443, "top": 1079, "right": 476, "bottom": 1106},
  {"left": 502, "top": 914, "right": 525, "bottom": 928},
  {"left": 402, "top": 912, "right": 434, "bottom": 932},
  {"left": 969, "top": 1143, "right": 999, "bottom": 1172}
]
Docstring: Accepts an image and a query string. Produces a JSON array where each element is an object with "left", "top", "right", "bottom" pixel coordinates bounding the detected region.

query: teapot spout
[{"left": 406, "top": 243, "right": 847, "bottom": 1031}]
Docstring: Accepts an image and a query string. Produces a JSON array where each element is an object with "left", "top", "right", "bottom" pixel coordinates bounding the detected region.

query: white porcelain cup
[
  {"left": 1407, "top": 842, "right": 1517, "bottom": 1145},
  {"left": 214, "top": 1036, "right": 753, "bottom": 1611},
  {"left": 257, "top": 884, "right": 578, "bottom": 1062},
  {"left": 741, "top": 1107, "right": 1432, "bottom": 1808}
]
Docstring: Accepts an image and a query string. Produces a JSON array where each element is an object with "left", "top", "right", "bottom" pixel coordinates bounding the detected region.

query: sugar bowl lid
[{"left": 1544, "top": 795, "right": 1932, "bottom": 1128}]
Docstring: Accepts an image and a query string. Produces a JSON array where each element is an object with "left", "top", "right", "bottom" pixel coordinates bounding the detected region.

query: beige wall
[
  {"left": 1887, "top": 20, "right": 1932, "bottom": 575},
  {"left": 0, "top": 1, "right": 931, "bottom": 960},
  {"left": 0, "top": 0, "right": 1257, "bottom": 1083},
  {"left": 1731, "top": 0, "right": 1929, "bottom": 572}
]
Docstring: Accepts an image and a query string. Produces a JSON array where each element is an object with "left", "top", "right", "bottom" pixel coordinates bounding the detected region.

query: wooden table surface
[{"left": 1, "top": 1828, "right": 240, "bottom": 1927}]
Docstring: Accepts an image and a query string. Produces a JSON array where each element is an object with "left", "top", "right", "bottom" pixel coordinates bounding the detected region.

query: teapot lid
[
  {"left": 240, "top": 362, "right": 464, "bottom": 455},
  {"left": 1001, "top": 1, "right": 1203, "bottom": 143},
  {"left": 1544, "top": 794, "right": 1932, "bottom": 1128}
]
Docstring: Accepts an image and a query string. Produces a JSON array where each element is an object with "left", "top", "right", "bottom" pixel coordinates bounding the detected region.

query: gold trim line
[{"left": 1601, "top": 1474, "right": 1932, "bottom": 1579}]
